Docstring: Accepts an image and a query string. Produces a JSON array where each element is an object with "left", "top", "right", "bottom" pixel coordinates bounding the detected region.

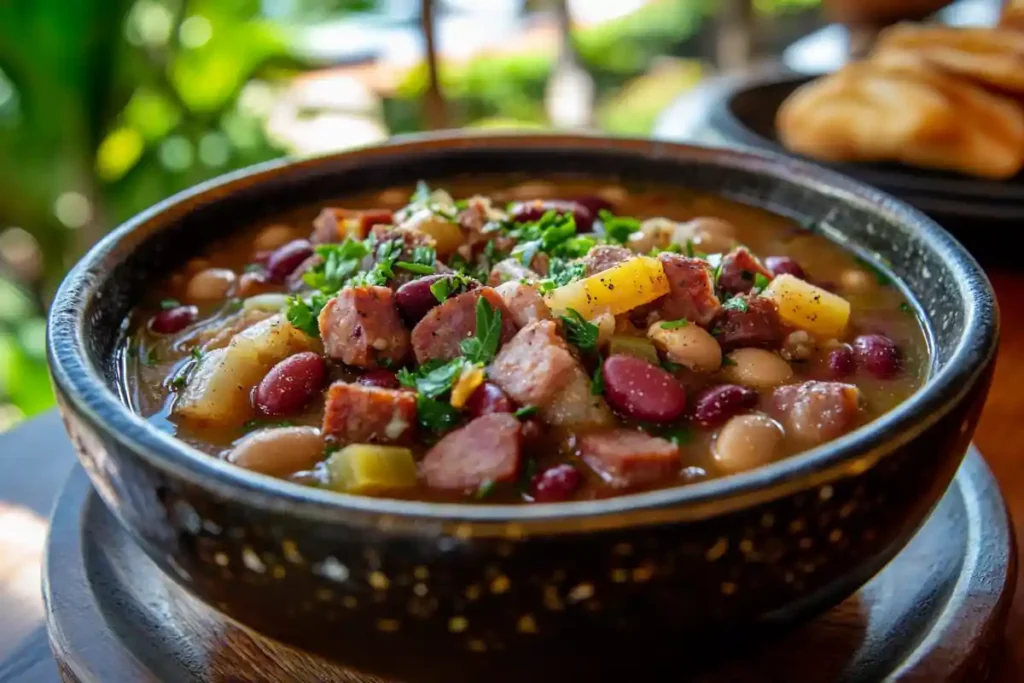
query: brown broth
[{"left": 122, "top": 176, "right": 929, "bottom": 503}]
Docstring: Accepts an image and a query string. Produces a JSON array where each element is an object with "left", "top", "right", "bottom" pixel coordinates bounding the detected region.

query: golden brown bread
[
  {"left": 874, "top": 23, "right": 1024, "bottom": 94},
  {"left": 776, "top": 60, "right": 1024, "bottom": 179}
]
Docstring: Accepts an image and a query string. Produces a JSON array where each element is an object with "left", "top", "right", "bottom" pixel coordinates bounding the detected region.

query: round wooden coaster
[{"left": 45, "top": 448, "right": 1015, "bottom": 683}]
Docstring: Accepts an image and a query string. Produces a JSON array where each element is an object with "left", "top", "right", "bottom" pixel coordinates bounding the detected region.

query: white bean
[
  {"left": 186, "top": 268, "right": 236, "bottom": 302},
  {"left": 647, "top": 321, "right": 722, "bottom": 372},
  {"left": 228, "top": 426, "right": 324, "bottom": 477},
  {"left": 253, "top": 224, "right": 296, "bottom": 251},
  {"left": 723, "top": 348, "right": 793, "bottom": 389},
  {"left": 713, "top": 413, "right": 784, "bottom": 474}
]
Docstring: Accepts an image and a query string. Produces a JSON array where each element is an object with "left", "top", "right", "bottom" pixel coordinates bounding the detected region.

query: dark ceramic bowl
[
  {"left": 687, "top": 69, "right": 1024, "bottom": 267},
  {"left": 47, "top": 134, "right": 998, "bottom": 682}
]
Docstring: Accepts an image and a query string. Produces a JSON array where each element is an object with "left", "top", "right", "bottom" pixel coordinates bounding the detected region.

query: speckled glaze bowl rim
[{"left": 46, "top": 132, "right": 998, "bottom": 534}]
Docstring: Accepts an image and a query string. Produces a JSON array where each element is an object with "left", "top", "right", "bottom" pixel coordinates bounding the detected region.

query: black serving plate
[
  {"left": 46, "top": 133, "right": 998, "bottom": 682},
  {"left": 657, "top": 70, "right": 1024, "bottom": 267}
]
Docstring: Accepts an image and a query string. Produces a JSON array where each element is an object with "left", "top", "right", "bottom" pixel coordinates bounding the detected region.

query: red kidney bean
[
  {"left": 827, "top": 344, "right": 856, "bottom": 379},
  {"left": 149, "top": 305, "right": 197, "bottom": 335},
  {"left": 574, "top": 195, "right": 615, "bottom": 217},
  {"left": 531, "top": 464, "right": 581, "bottom": 503},
  {"left": 395, "top": 274, "right": 477, "bottom": 325},
  {"left": 764, "top": 256, "right": 805, "bottom": 279},
  {"left": 692, "top": 384, "right": 759, "bottom": 427},
  {"left": 254, "top": 352, "right": 327, "bottom": 416},
  {"left": 601, "top": 355, "right": 687, "bottom": 422},
  {"left": 509, "top": 200, "right": 594, "bottom": 231},
  {"left": 356, "top": 369, "right": 399, "bottom": 389},
  {"left": 266, "top": 239, "right": 314, "bottom": 283},
  {"left": 465, "top": 382, "right": 514, "bottom": 418},
  {"left": 853, "top": 334, "right": 901, "bottom": 379}
]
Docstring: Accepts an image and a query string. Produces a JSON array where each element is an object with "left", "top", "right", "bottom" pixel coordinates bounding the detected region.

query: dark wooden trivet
[{"left": 45, "top": 448, "right": 1014, "bottom": 683}]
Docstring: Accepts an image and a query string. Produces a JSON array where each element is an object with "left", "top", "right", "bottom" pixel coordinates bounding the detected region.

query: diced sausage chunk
[
  {"left": 488, "top": 321, "right": 613, "bottom": 428},
  {"left": 582, "top": 245, "right": 632, "bottom": 276},
  {"left": 657, "top": 253, "right": 721, "bottom": 325},
  {"left": 457, "top": 195, "right": 508, "bottom": 249},
  {"left": 422, "top": 413, "right": 522, "bottom": 490},
  {"left": 771, "top": 381, "right": 863, "bottom": 445},
  {"left": 488, "top": 258, "right": 539, "bottom": 285},
  {"left": 577, "top": 429, "right": 680, "bottom": 489},
  {"left": 322, "top": 382, "right": 416, "bottom": 444},
  {"left": 717, "top": 247, "right": 773, "bottom": 296},
  {"left": 318, "top": 286, "right": 410, "bottom": 368},
  {"left": 312, "top": 207, "right": 393, "bottom": 244},
  {"left": 494, "top": 281, "right": 552, "bottom": 328},
  {"left": 713, "top": 296, "right": 782, "bottom": 351},
  {"left": 411, "top": 287, "right": 517, "bottom": 363}
]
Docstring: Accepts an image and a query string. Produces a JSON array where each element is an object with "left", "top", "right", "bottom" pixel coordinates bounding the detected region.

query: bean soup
[{"left": 123, "top": 178, "right": 927, "bottom": 503}]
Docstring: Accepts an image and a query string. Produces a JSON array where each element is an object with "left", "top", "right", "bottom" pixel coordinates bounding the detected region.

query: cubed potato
[
  {"left": 760, "top": 274, "right": 850, "bottom": 338},
  {"left": 326, "top": 444, "right": 419, "bottom": 495},
  {"left": 401, "top": 209, "right": 462, "bottom": 257},
  {"left": 544, "top": 256, "right": 669, "bottom": 319}
]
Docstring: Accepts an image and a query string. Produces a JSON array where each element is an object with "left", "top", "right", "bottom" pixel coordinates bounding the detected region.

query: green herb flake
[
  {"left": 560, "top": 308, "right": 599, "bottom": 352},
  {"left": 394, "top": 261, "right": 436, "bottom": 275},
  {"left": 538, "top": 259, "right": 586, "bottom": 294},
  {"left": 160, "top": 298, "right": 181, "bottom": 310},
  {"left": 412, "top": 245, "right": 437, "bottom": 266},
  {"left": 430, "top": 277, "right": 451, "bottom": 303},
  {"left": 899, "top": 302, "right": 912, "bottom": 314},
  {"left": 661, "top": 427, "right": 692, "bottom": 446},
  {"left": 721, "top": 296, "right": 749, "bottom": 313},
  {"left": 413, "top": 358, "right": 466, "bottom": 399},
  {"left": 190, "top": 347, "right": 203, "bottom": 361},
  {"left": 514, "top": 405, "right": 539, "bottom": 419},
  {"left": 170, "top": 375, "right": 188, "bottom": 390},
  {"left": 286, "top": 292, "right": 328, "bottom": 338},
  {"left": 141, "top": 348, "right": 159, "bottom": 366},
  {"left": 474, "top": 479, "right": 496, "bottom": 500},
  {"left": 591, "top": 362, "right": 605, "bottom": 396},
  {"left": 721, "top": 356, "right": 737, "bottom": 367},
  {"left": 598, "top": 210, "right": 640, "bottom": 244},
  {"left": 660, "top": 318, "right": 689, "bottom": 330},
  {"left": 753, "top": 272, "right": 771, "bottom": 293},
  {"left": 661, "top": 359, "right": 683, "bottom": 373},
  {"left": 417, "top": 395, "right": 461, "bottom": 433},
  {"left": 459, "top": 296, "right": 503, "bottom": 365},
  {"left": 517, "top": 459, "right": 539, "bottom": 495}
]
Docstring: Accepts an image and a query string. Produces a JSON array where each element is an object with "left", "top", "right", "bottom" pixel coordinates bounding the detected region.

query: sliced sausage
[
  {"left": 318, "top": 286, "right": 411, "bottom": 368},
  {"left": 509, "top": 199, "right": 594, "bottom": 231},
  {"left": 369, "top": 224, "right": 439, "bottom": 287},
  {"left": 712, "top": 295, "right": 783, "bottom": 351},
  {"left": 321, "top": 381, "right": 416, "bottom": 444},
  {"left": 771, "top": 381, "right": 864, "bottom": 446},
  {"left": 311, "top": 207, "right": 393, "bottom": 244},
  {"left": 656, "top": 253, "right": 721, "bottom": 326},
  {"left": 488, "top": 320, "right": 613, "bottom": 428},
  {"left": 581, "top": 245, "right": 632, "bottom": 276},
  {"left": 494, "top": 281, "right": 552, "bottom": 328},
  {"left": 457, "top": 195, "right": 508, "bottom": 250},
  {"left": 717, "top": 247, "right": 773, "bottom": 296},
  {"left": 577, "top": 429, "right": 680, "bottom": 489},
  {"left": 421, "top": 413, "right": 522, "bottom": 490},
  {"left": 411, "top": 287, "right": 517, "bottom": 363}
]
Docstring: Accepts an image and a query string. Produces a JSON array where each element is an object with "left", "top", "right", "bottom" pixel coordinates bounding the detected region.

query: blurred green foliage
[{"left": 0, "top": 0, "right": 820, "bottom": 430}]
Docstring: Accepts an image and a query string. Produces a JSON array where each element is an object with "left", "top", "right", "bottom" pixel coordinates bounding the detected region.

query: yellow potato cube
[
  {"left": 326, "top": 445, "right": 419, "bottom": 495},
  {"left": 403, "top": 209, "right": 462, "bottom": 257},
  {"left": 544, "top": 256, "right": 669, "bottom": 320},
  {"left": 761, "top": 274, "right": 851, "bottom": 338}
]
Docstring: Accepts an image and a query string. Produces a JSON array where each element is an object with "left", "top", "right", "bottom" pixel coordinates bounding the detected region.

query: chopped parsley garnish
[
  {"left": 660, "top": 426, "right": 692, "bottom": 446},
  {"left": 599, "top": 210, "right": 640, "bottom": 244},
  {"left": 286, "top": 292, "right": 328, "bottom": 338},
  {"left": 459, "top": 296, "right": 503, "bottom": 365},
  {"left": 752, "top": 272, "right": 771, "bottom": 294},
  {"left": 394, "top": 261, "right": 435, "bottom": 275},
  {"left": 411, "top": 245, "right": 436, "bottom": 266},
  {"left": 141, "top": 348, "right": 159, "bottom": 366},
  {"left": 303, "top": 238, "right": 370, "bottom": 293},
  {"left": 660, "top": 318, "right": 689, "bottom": 330},
  {"left": 591, "top": 361, "right": 605, "bottom": 396},
  {"left": 685, "top": 239, "right": 696, "bottom": 258},
  {"left": 514, "top": 405, "right": 538, "bottom": 419},
  {"left": 406, "top": 180, "right": 459, "bottom": 220},
  {"left": 509, "top": 210, "right": 589, "bottom": 264},
  {"left": 661, "top": 359, "right": 683, "bottom": 373},
  {"left": 899, "top": 302, "right": 912, "bottom": 314},
  {"left": 560, "top": 308, "right": 599, "bottom": 351},
  {"left": 225, "top": 298, "right": 244, "bottom": 313},
  {"left": 722, "top": 296, "right": 749, "bottom": 313},
  {"left": 517, "top": 458, "right": 539, "bottom": 495},
  {"left": 400, "top": 358, "right": 466, "bottom": 398},
  {"left": 160, "top": 298, "right": 181, "bottom": 310},
  {"left": 170, "top": 375, "right": 188, "bottom": 389},
  {"left": 430, "top": 277, "right": 452, "bottom": 303},
  {"left": 538, "top": 259, "right": 586, "bottom": 294},
  {"left": 474, "top": 479, "right": 496, "bottom": 500},
  {"left": 721, "top": 356, "right": 737, "bottom": 366},
  {"left": 417, "top": 395, "right": 461, "bottom": 432},
  {"left": 190, "top": 347, "right": 203, "bottom": 361}
]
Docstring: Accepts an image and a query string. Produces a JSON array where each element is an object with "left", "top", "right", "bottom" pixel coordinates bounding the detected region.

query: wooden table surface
[{"left": 1, "top": 268, "right": 1023, "bottom": 682}]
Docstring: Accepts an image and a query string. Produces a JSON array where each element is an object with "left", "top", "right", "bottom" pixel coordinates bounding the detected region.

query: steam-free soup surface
[{"left": 124, "top": 177, "right": 927, "bottom": 503}]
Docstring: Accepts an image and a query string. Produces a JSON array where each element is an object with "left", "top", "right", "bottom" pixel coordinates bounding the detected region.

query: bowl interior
[{"left": 47, "top": 134, "right": 997, "bottom": 522}]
